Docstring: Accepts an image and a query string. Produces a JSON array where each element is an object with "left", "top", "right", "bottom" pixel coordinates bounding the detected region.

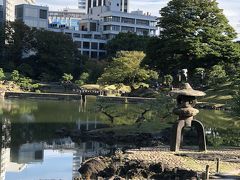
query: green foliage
[
  {"left": 9, "top": 70, "right": 39, "bottom": 91},
  {"left": 17, "top": 77, "right": 38, "bottom": 91},
  {"left": 75, "top": 72, "right": 89, "bottom": 86},
  {"left": 98, "top": 51, "right": 158, "bottom": 88},
  {"left": 0, "top": 68, "right": 5, "bottom": 80},
  {"left": 11, "top": 70, "right": 20, "bottom": 82},
  {"left": 62, "top": 73, "right": 73, "bottom": 82},
  {"left": 207, "top": 65, "right": 227, "bottom": 86},
  {"left": 1, "top": 21, "right": 84, "bottom": 81},
  {"left": 105, "top": 32, "right": 152, "bottom": 57},
  {"left": 163, "top": 74, "right": 173, "bottom": 86},
  {"left": 144, "top": 0, "right": 240, "bottom": 74},
  {"left": 232, "top": 92, "right": 240, "bottom": 117},
  {"left": 192, "top": 68, "right": 205, "bottom": 86},
  {"left": 83, "top": 59, "right": 107, "bottom": 83},
  {"left": 95, "top": 93, "right": 175, "bottom": 126}
]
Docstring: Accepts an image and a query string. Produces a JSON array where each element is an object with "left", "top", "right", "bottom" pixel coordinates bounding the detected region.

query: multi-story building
[
  {"left": 79, "top": 0, "right": 129, "bottom": 13},
  {"left": 0, "top": 3, "right": 4, "bottom": 24},
  {"left": 49, "top": 0, "right": 157, "bottom": 59},
  {"left": 15, "top": 4, "right": 48, "bottom": 29},
  {"left": 11, "top": 0, "right": 157, "bottom": 59},
  {"left": 0, "top": 0, "right": 35, "bottom": 23},
  {"left": 78, "top": 0, "right": 87, "bottom": 12}
]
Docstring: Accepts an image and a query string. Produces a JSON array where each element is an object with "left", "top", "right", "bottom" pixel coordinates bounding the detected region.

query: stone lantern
[{"left": 170, "top": 83, "right": 207, "bottom": 152}]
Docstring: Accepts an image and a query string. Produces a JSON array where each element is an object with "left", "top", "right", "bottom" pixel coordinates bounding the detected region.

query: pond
[{"left": 0, "top": 97, "right": 239, "bottom": 180}]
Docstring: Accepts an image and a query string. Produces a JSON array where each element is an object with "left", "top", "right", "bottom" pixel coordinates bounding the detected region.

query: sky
[{"left": 36, "top": 0, "right": 240, "bottom": 35}]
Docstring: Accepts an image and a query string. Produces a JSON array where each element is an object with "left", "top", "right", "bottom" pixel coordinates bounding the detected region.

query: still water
[{"left": 0, "top": 97, "right": 239, "bottom": 180}]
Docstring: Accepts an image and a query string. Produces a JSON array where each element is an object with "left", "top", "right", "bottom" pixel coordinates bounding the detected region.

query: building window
[
  {"left": 16, "top": 7, "right": 23, "bottom": 18},
  {"left": 73, "top": 33, "right": 80, "bottom": 38},
  {"left": 93, "top": 0, "right": 97, "bottom": 7},
  {"left": 99, "top": 43, "right": 105, "bottom": 50},
  {"left": 65, "top": 33, "right": 72, "bottom": 37},
  {"left": 82, "top": 34, "right": 92, "bottom": 39},
  {"left": 112, "top": 25, "right": 120, "bottom": 31},
  {"left": 83, "top": 51, "right": 89, "bottom": 56},
  {"left": 121, "top": 17, "right": 135, "bottom": 24},
  {"left": 91, "top": 42, "right": 98, "bottom": 49},
  {"left": 104, "top": 16, "right": 120, "bottom": 22},
  {"left": 121, "top": 26, "right": 134, "bottom": 33},
  {"left": 99, "top": 52, "right": 106, "bottom": 59},
  {"left": 39, "top": 9, "right": 47, "bottom": 19},
  {"left": 90, "top": 22, "right": 97, "bottom": 31},
  {"left": 94, "top": 35, "right": 102, "bottom": 39},
  {"left": 83, "top": 42, "right": 90, "bottom": 49},
  {"left": 136, "top": 28, "right": 149, "bottom": 36},
  {"left": 75, "top": 41, "right": 81, "bottom": 48},
  {"left": 103, "top": 25, "right": 111, "bottom": 31},
  {"left": 104, "top": 25, "right": 120, "bottom": 31},
  {"left": 91, "top": 51, "right": 98, "bottom": 59},
  {"left": 150, "top": 21, "right": 156, "bottom": 27},
  {"left": 136, "top": 19, "right": 149, "bottom": 26}
]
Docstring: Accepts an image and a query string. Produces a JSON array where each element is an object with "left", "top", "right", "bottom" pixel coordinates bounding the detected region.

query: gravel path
[{"left": 124, "top": 147, "right": 240, "bottom": 175}]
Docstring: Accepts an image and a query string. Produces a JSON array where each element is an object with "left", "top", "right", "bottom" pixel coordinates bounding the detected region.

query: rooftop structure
[
  {"left": 10, "top": 1, "right": 158, "bottom": 60},
  {"left": 15, "top": 4, "right": 48, "bottom": 29},
  {"left": 79, "top": 0, "right": 129, "bottom": 13},
  {"left": 49, "top": 8, "right": 85, "bottom": 31},
  {"left": 0, "top": 0, "right": 35, "bottom": 23},
  {"left": 52, "top": 5, "right": 157, "bottom": 59}
]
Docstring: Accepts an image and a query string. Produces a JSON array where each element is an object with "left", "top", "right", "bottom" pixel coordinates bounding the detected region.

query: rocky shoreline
[{"left": 75, "top": 147, "right": 240, "bottom": 180}]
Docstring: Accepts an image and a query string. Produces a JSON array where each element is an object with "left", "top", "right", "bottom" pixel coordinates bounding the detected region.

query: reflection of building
[
  {"left": 44, "top": 137, "right": 75, "bottom": 150},
  {"left": 11, "top": 143, "right": 44, "bottom": 164},
  {"left": 72, "top": 141, "right": 110, "bottom": 178},
  {"left": 15, "top": 4, "right": 48, "bottom": 29},
  {"left": 0, "top": 118, "right": 11, "bottom": 180}
]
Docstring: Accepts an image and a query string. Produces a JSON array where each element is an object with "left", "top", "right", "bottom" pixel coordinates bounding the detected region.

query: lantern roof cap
[{"left": 170, "top": 83, "right": 206, "bottom": 97}]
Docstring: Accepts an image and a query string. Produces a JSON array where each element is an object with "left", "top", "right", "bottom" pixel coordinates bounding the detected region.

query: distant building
[
  {"left": 0, "top": 0, "right": 35, "bottom": 23},
  {"left": 15, "top": 4, "right": 48, "bottom": 29},
  {"left": 49, "top": 1, "right": 157, "bottom": 59},
  {"left": 10, "top": 1, "right": 157, "bottom": 60},
  {"left": 78, "top": 0, "right": 87, "bottom": 13},
  {"left": 49, "top": 8, "right": 85, "bottom": 31},
  {"left": 79, "top": 0, "right": 129, "bottom": 13}
]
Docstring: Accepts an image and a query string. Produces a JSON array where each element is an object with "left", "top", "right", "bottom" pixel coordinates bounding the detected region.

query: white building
[
  {"left": 49, "top": 0, "right": 157, "bottom": 59},
  {"left": 0, "top": 0, "right": 35, "bottom": 23},
  {"left": 79, "top": 0, "right": 129, "bottom": 13},
  {"left": 78, "top": 0, "right": 87, "bottom": 13},
  {"left": 15, "top": 4, "right": 48, "bottom": 29}
]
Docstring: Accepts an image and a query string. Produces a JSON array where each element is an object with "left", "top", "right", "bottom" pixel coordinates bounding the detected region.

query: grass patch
[{"left": 200, "top": 83, "right": 237, "bottom": 105}]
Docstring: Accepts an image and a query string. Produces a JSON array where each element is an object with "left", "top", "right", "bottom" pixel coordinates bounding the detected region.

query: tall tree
[
  {"left": 105, "top": 32, "right": 154, "bottom": 58},
  {"left": 32, "top": 30, "right": 79, "bottom": 81},
  {"left": 98, "top": 51, "right": 158, "bottom": 88},
  {"left": 145, "top": 0, "right": 240, "bottom": 74}
]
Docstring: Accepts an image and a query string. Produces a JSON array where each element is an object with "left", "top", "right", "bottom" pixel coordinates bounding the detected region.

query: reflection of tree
[
  {"left": 97, "top": 104, "right": 121, "bottom": 124},
  {"left": 95, "top": 94, "right": 175, "bottom": 128},
  {"left": 0, "top": 99, "right": 38, "bottom": 119}
]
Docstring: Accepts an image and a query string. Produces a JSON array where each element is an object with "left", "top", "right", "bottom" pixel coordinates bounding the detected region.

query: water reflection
[
  {"left": 0, "top": 98, "right": 112, "bottom": 180},
  {"left": 1, "top": 118, "right": 111, "bottom": 180},
  {"left": 0, "top": 98, "right": 239, "bottom": 179}
]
